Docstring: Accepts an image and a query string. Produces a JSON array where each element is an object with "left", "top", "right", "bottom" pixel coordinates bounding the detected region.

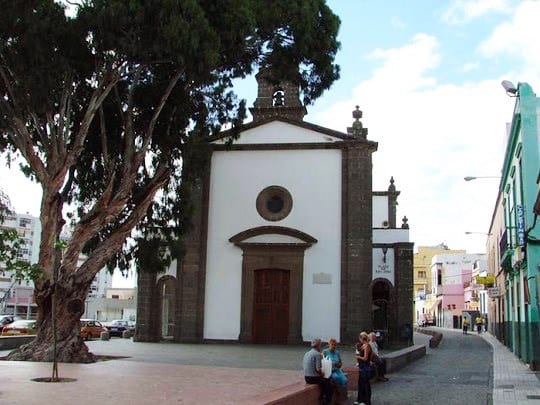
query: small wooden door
[{"left": 253, "top": 269, "right": 290, "bottom": 344}]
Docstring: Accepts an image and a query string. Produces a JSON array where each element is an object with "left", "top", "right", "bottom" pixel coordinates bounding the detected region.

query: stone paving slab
[
  {"left": 0, "top": 360, "right": 303, "bottom": 405},
  {"left": 480, "top": 332, "right": 540, "bottom": 405}
]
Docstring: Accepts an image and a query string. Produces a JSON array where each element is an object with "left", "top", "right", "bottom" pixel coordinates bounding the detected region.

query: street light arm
[{"left": 464, "top": 176, "right": 501, "bottom": 181}]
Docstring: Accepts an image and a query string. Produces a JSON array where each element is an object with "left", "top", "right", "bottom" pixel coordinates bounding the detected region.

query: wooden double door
[{"left": 252, "top": 269, "right": 290, "bottom": 344}]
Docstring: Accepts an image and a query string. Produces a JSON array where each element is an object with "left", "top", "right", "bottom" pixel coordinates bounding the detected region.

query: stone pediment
[
  {"left": 229, "top": 226, "right": 317, "bottom": 247},
  {"left": 210, "top": 118, "right": 352, "bottom": 145}
]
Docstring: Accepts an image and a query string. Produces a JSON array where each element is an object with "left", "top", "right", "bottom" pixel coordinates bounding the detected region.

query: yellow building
[{"left": 413, "top": 244, "right": 465, "bottom": 325}]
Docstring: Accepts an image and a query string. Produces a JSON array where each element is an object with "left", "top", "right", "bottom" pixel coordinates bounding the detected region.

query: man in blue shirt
[{"left": 303, "top": 338, "right": 333, "bottom": 404}]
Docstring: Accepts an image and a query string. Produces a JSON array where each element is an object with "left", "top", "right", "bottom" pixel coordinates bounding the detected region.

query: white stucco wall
[
  {"left": 372, "top": 195, "right": 389, "bottom": 227},
  {"left": 213, "top": 121, "right": 344, "bottom": 144},
  {"left": 372, "top": 229, "right": 409, "bottom": 243},
  {"left": 204, "top": 146, "right": 342, "bottom": 342},
  {"left": 372, "top": 248, "right": 395, "bottom": 285}
]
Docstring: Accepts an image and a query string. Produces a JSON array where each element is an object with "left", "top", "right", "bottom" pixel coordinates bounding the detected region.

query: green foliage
[{"left": 0, "top": 0, "right": 341, "bottom": 277}]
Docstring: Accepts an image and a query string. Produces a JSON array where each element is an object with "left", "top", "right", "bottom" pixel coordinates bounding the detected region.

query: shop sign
[
  {"left": 488, "top": 287, "right": 501, "bottom": 298},
  {"left": 517, "top": 204, "right": 525, "bottom": 247}
]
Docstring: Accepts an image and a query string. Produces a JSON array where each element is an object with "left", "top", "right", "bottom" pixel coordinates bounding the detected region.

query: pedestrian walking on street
[
  {"left": 475, "top": 316, "right": 483, "bottom": 334},
  {"left": 463, "top": 318, "right": 469, "bottom": 335},
  {"left": 355, "top": 332, "right": 373, "bottom": 405}
]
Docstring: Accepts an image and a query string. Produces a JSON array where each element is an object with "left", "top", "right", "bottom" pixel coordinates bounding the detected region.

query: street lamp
[
  {"left": 464, "top": 176, "right": 500, "bottom": 181},
  {"left": 501, "top": 80, "right": 518, "bottom": 97}
]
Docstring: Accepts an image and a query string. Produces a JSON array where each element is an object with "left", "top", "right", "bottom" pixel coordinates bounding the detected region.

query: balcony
[{"left": 499, "top": 229, "right": 508, "bottom": 259}]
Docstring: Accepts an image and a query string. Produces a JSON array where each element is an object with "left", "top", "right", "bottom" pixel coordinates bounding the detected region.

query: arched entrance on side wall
[
  {"left": 156, "top": 275, "right": 176, "bottom": 338},
  {"left": 371, "top": 278, "right": 393, "bottom": 334},
  {"left": 253, "top": 268, "right": 290, "bottom": 344}
]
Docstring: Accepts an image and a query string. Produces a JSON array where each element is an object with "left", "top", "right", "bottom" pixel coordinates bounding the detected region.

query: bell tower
[{"left": 249, "top": 68, "right": 307, "bottom": 122}]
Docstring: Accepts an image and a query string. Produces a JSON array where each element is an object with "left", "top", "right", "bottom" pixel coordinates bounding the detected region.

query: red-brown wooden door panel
[{"left": 253, "top": 269, "right": 290, "bottom": 344}]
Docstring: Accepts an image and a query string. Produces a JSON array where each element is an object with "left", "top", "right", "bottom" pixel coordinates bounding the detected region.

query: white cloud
[
  {"left": 478, "top": 1, "right": 540, "bottom": 67},
  {"left": 462, "top": 62, "right": 480, "bottom": 72},
  {"left": 312, "top": 34, "right": 515, "bottom": 253},
  {"left": 390, "top": 16, "right": 406, "bottom": 29},
  {"left": 367, "top": 34, "right": 440, "bottom": 93},
  {"left": 443, "top": 0, "right": 514, "bottom": 24}
]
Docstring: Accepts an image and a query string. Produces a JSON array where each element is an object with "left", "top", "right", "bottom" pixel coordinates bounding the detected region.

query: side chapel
[{"left": 135, "top": 69, "right": 414, "bottom": 345}]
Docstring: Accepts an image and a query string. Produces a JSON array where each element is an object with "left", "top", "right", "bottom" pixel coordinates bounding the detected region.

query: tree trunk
[{"left": 6, "top": 279, "right": 95, "bottom": 363}]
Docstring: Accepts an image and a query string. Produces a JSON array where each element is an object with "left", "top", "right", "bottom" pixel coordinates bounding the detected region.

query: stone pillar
[
  {"left": 340, "top": 141, "right": 377, "bottom": 343},
  {"left": 392, "top": 242, "right": 414, "bottom": 346},
  {"left": 387, "top": 177, "right": 400, "bottom": 228},
  {"left": 134, "top": 270, "right": 159, "bottom": 342},
  {"left": 174, "top": 173, "right": 210, "bottom": 343}
]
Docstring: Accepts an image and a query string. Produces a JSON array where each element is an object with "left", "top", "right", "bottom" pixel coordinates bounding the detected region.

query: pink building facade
[{"left": 430, "top": 253, "right": 485, "bottom": 329}]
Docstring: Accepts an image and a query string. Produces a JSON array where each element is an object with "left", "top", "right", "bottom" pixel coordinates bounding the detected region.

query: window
[
  {"left": 418, "top": 270, "right": 426, "bottom": 279},
  {"left": 19, "top": 218, "right": 32, "bottom": 228},
  {"left": 256, "top": 186, "right": 293, "bottom": 222}
]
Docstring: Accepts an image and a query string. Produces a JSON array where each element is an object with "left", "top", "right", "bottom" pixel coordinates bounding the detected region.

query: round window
[{"left": 256, "top": 186, "right": 292, "bottom": 221}]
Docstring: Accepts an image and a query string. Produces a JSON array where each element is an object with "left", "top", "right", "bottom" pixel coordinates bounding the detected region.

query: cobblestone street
[{"left": 365, "top": 328, "right": 492, "bottom": 404}]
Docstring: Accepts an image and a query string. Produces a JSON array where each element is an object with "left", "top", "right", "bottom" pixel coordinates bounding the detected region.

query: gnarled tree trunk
[{"left": 7, "top": 279, "right": 95, "bottom": 363}]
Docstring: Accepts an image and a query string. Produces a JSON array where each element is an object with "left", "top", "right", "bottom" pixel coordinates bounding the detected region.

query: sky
[{"left": 1, "top": 0, "right": 539, "bottom": 287}]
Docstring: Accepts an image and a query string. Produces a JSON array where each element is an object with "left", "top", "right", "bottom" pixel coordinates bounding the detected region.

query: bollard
[{"left": 100, "top": 331, "right": 110, "bottom": 341}]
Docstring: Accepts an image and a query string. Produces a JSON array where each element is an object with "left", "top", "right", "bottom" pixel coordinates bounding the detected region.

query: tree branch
[
  {"left": 76, "top": 165, "right": 171, "bottom": 284},
  {"left": 135, "top": 70, "right": 182, "bottom": 168},
  {"left": 65, "top": 68, "right": 120, "bottom": 170},
  {"left": 122, "top": 65, "right": 143, "bottom": 179}
]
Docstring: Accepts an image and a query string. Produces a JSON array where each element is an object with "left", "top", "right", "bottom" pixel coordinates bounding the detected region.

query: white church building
[{"left": 136, "top": 69, "right": 414, "bottom": 345}]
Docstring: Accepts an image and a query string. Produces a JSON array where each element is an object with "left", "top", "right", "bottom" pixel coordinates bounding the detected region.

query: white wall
[
  {"left": 372, "top": 248, "right": 395, "bottom": 285},
  {"left": 372, "top": 195, "right": 388, "bottom": 227},
  {"left": 372, "top": 229, "right": 409, "bottom": 243},
  {"left": 204, "top": 147, "right": 342, "bottom": 341}
]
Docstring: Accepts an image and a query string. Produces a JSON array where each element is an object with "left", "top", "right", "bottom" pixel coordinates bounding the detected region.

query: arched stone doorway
[
  {"left": 156, "top": 275, "right": 176, "bottom": 338},
  {"left": 371, "top": 279, "right": 393, "bottom": 333},
  {"left": 229, "top": 226, "right": 317, "bottom": 344}
]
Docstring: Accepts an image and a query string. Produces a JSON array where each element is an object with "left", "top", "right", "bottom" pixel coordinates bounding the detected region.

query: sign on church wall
[
  {"left": 313, "top": 272, "right": 333, "bottom": 284},
  {"left": 372, "top": 247, "right": 395, "bottom": 285}
]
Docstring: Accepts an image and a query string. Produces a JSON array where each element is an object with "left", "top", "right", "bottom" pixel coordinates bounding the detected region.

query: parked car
[
  {"left": 0, "top": 315, "right": 20, "bottom": 327},
  {"left": 105, "top": 320, "right": 129, "bottom": 337},
  {"left": 80, "top": 319, "right": 108, "bottom": 341},
  {"left": 1, "top": 319, "right": 37, "bottom": 336},
  {"left": 127, "top": 321, "right": 136, "bottom": 332}
]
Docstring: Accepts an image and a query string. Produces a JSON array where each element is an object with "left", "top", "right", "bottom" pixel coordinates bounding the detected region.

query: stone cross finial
[
  {"left": 388, "top": 176, "right": 396, "bottom": 192},
  {"left": 402, "top": 216, "right": 409, "bottom": 229},
  {"left": 347, "top": 105, "right": 368, "bottom": 138}
]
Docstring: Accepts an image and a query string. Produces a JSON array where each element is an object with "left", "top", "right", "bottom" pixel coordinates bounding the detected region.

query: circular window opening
[
  {"left": 266, "top": 195, "right": 284, "bottom": 213},
  {"left": 256, "top": 186, "right": 292, "bottom": 221}
]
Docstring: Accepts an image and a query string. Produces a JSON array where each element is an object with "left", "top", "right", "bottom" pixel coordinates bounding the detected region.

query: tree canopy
[{"left": 0, "top": 0, "right": 340, "bottom": 361}]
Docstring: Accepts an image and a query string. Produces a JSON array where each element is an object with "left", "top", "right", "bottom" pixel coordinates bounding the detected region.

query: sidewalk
[{"left": 481, "top": 332, "right": 540, "bottom": 404}]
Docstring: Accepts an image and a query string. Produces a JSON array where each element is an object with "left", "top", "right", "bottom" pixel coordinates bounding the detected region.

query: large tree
[{"left": 0, "top": 0, "right": 340, "bottom": 362}]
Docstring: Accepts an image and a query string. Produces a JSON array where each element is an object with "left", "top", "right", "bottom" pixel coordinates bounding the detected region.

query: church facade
[{"left": 135, "top": 71, "right": 413, "bottom": 345}]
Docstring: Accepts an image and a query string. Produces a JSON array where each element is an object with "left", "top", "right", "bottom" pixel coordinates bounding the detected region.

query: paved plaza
[{"left": 0, "top": 329, "right": 539, "bottom": 404}]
